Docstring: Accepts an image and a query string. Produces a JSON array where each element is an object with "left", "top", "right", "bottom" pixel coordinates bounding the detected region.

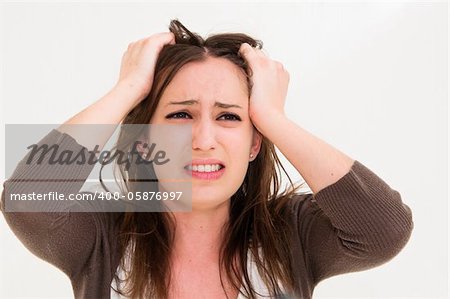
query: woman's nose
[{"left": 192, "top": 119, "right": 216, "bottom": 151}]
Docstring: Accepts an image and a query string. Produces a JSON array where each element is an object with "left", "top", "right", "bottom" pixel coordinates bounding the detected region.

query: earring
[{"left": 250, "top": 154, "right": 254, "bottom": 159}]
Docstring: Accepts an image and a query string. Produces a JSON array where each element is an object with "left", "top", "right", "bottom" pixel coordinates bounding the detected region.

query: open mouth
[
  {"left": 183, "top": 160, "right": 226, "bottom": 180},
  {"left": 184, "top": 164, "right": 225, "bottom": 173}
]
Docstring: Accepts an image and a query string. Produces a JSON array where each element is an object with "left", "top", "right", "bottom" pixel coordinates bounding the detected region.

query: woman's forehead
[
  {"left": 167, "top": 58, "right": 247, "bottom": 89},
  {"left": 160, "top": 58, "right": 249, "bottom": 106}
]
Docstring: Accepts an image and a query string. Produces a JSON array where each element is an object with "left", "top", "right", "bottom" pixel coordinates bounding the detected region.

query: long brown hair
[{"left": 108, "top": 19, "right": 304, "bottom": 299}]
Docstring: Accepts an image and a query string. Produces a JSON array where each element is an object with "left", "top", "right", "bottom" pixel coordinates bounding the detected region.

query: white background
[{"left": 0, "top": 1, "right": 448, "bottom": 298}]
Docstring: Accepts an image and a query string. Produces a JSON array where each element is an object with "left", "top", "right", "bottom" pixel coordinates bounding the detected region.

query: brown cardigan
[{"left": 1, "top": 129, "right": 414, "bottom": 298}]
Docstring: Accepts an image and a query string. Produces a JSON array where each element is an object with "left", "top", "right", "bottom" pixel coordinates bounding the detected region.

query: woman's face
[{"left": 150, "top": 56, "right": 262, "bottom": 211}]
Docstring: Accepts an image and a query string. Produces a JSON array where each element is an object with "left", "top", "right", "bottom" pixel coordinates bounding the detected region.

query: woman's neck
[{"left": 171, "top": 200, "right": 230, "bottom": 260}]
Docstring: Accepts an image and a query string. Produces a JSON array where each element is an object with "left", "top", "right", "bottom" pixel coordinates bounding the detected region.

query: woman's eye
[
  {"left": 218, "top": 114, "right": 241, "bottom": 121},
  {"left": 166, "top": 112, "right": 192, "bottom": 119},
  {"left": 165, "top": 112, "right": 241, "bottom": 121}
]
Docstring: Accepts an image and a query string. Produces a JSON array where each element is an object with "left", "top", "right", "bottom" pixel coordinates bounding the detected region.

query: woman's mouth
[{"left": 184, "top": 162, "right": 226, "bottom": 180}]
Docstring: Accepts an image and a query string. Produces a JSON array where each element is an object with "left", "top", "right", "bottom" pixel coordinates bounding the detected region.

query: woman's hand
[
  {"left": 238, "top": 43, "right": 289, "bottom": 131},
  {"left": 59, "top": 32, "right": 175, "bottom": 150},
  {"left": 238, "top": 43, "right": 356, "bottom": 194},
  {"left": 117, "top": 32, "right": 175, "bottom": 106}
]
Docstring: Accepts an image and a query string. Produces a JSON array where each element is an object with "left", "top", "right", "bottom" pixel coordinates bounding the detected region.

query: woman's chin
[{"left": 190, "top": 196, "right": 230, "bottom": 212}]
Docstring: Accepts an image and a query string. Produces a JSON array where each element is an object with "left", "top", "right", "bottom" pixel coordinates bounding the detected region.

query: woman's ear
[{"left": 250, "top": 129, "right": 263, "bottom": 161}]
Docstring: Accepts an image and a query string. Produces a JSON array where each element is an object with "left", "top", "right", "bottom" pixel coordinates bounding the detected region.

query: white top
[{"left": 237, "top": 247, "right": 285, "bottom": 298}]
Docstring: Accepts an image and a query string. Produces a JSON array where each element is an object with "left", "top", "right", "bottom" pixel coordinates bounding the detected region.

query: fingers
[
  {"left": 126, "top": 32, "right": 175, "bottom": 54},
  {"left": 239, "top": 43, "right": 262, "bottom": 64},
  {"left": 118, "top": 32, "right": 176, "bottom": 95},
  {"left": 147, "top": 32, "right": 176, "bottom": 48},
  {"left": 239, "top": 43, "right": 288, "bottom": 74},
  {"left": 238, "top": 43, "right": 254, "bottom": 58}
]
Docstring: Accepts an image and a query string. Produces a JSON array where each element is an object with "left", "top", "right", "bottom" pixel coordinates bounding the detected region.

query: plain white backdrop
[{"left": 0, "top": 1, "right": 448, "bottom": 298}]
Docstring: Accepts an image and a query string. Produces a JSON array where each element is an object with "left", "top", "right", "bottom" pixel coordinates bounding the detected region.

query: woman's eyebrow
[{"left": 165, "top": 99, "right": 242, "bottom": 109}]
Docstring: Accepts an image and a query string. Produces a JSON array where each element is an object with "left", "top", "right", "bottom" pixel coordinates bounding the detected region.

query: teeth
[{"left": 188, "top": 164, "right": 222, "bottom": 172}]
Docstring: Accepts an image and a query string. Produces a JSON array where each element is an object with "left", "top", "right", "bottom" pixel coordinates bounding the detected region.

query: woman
[{"left": 1, "top": 20, "right": 413, "bottom": 299}]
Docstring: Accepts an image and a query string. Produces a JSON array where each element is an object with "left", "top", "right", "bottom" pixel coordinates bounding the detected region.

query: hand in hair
[
  {"left": 117, "top": 32, "right": 176, "bottom": 106},
  {"left": 58, "top": 32, "right": 175, "bottom": 151},
  {"left": 238, "top": 42, "right": 289, "bottom": 131}
]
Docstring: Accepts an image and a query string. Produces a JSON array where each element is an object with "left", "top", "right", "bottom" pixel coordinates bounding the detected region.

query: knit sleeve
[
  {"left": 291, "top": 160, "right": 414, "bottom": 286},
  {"left": 0, "top": 129, "right": 121, "bottom": 282}
]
